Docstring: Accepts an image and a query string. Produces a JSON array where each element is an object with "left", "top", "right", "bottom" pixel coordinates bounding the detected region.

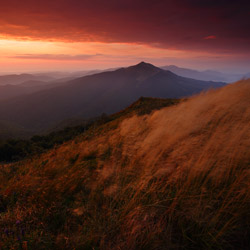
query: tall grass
[{"left": 0, "top": 80, "right": 249, "bottom": 249}]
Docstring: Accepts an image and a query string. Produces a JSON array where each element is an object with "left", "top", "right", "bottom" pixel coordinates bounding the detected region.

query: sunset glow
[
  {"left": 0, "top": 0, "right": 249, "bottom": 73},
  {"left": 0, "top": 38, "right": 248, "bottom": 73}
]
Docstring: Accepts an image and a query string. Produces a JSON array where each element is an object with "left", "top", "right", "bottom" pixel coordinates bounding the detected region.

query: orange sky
[{"left": 0, "top": 0, "right": 249, "bottom": 73}]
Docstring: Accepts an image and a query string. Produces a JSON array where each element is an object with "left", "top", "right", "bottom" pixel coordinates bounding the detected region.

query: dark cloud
[
  {"left": 10, "top": 54, "right": 103, "bottom": 60},
  {"left": 204, "top": 36, "right": 216, "bottom": 40},
  {"left": 0, "top": 0, "right": 249, "bottom": 53}
]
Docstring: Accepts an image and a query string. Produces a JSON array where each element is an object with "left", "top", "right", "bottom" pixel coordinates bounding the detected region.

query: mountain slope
[
  {"left": 0, "top": 80, "right": 73, "bottom": 101},
  {"left": 0, "top": 120, "right": 31, "bottom": 140},
  {"left": 0, "top": 84, "right": 29, "bottom": 101},
  {"left": 0, "top": 62, "right": 225, "bottom": 134},
  {"left": 0, "top": 80, "right": 249, "bottom": 249},
  {"left": 0, "top": 97, "right": 179, "bottom": 162}
]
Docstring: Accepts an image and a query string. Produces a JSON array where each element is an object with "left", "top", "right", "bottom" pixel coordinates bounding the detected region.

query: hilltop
[{"left": 0, "top": 80, "right": 249, "bottom": 249}]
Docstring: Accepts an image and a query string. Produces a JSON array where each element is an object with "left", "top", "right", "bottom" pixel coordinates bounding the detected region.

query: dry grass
[{"left": 0, "top": 80, "right": 249, "bottom": 249}]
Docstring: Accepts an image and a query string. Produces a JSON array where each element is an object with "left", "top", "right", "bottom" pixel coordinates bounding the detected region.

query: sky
[{"left": 0, "top": 0, "right": 249, "bottom": 73}]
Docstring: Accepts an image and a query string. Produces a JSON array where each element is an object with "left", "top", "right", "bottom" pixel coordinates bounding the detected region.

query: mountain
[
  {"left": 0, "top": 84, "right": 29, "bottom": 101},
  {"left": 0, "top": 62, "right": 225, "bottom": 136},
  {"left": 0, "top": 74, "right": 63, "bottom": 101},
  {"left": 0, "top": 80, "right": 249, "bottom": 249},
  {"left": 0, "top": 80, "right": 71, "bottom": 101},
  {"left": 162, "top": 65, "right": 243, "bottom": 82},
  {"left": 0, "top": 73, "right": 54, "bottom": 86},
  {"left": 30, "top": 68, "right": 119, "bottom": 82},
  {"left": 244, "top": 72, "right": 250, "bottom": 78},
  {"left": 0, "top": 69, "right": 121, "bottom": 101}
]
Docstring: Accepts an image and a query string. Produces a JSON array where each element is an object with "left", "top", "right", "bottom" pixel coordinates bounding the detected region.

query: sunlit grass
[{"left": 0, "top": 80, "right": 249, "bottom": 249}]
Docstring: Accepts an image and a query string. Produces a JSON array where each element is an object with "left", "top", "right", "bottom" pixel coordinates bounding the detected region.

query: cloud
[
  {"left": 204, "top": 35, "right": 216, "bottom": 40},
  {"left": 0, "top": 0, "right": 249, "bottom": 53},
  {"left": 10, "top": 54, "right": 103, "bottom": 61}
]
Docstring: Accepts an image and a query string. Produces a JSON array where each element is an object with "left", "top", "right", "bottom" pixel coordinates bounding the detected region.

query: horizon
[{"left": 0, "top": 61, "right": 248, "bottom": 76}]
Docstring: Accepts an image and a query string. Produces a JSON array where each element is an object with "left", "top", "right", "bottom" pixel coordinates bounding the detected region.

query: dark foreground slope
[
  {"left": 0, "top": 97, "right": 179, "bottom": 162},
  {"left": 0, "top": 62, "right": 225, "bottom": 136},
  {"left": 0, "top": 80, "right": 248, "bottom": 250}
]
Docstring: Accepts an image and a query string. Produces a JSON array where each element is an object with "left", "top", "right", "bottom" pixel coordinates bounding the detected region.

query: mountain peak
[
  {"left": 127, "top": 62, "right": 162, "bottom": 73},
  {"left": 118, "top": 62, "right": 163, "bottom": 81},
  {"left": 135, "top": 61, "right": 158, "bottom": 68},
  {"left": 137, "top": 61, "right": 150, "bottom": 66}
]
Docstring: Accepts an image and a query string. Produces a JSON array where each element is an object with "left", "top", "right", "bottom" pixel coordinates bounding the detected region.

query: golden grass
[{"left": 0, "top": 80, "right": 249, "bottom": 249}]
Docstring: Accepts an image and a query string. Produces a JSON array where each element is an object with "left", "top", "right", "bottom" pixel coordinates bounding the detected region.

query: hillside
[
  {"left": 0, "top": 97, "right": 179, "bottom": 162},
  {"left": 0, "top": 84, "right": 29, "bottom": 101},
  {"left": 0, "top": 81, "right": 53, "bottom": 101},
  {"left": 0, "top": 121, "right": 31, "bottom": 140},
  {"left": 0, "top": 62, "right": 225, "bottom": 136},
  {"left": 0, "top": 80, "right": 72, "bottom": 102},
  {"left": 0, "top": 80, "right": 249, "bottom": 249}
]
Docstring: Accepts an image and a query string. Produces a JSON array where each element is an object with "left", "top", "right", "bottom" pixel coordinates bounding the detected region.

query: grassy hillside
[{"left": 0, "top": 81, "right": 249, "bottom": 249}]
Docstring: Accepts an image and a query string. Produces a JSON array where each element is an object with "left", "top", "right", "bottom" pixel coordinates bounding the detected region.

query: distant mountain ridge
[
  {"left": 161, "top": 65, "right": 244, "bottom": 83},
  {"left": 0, "top": 80, "right": 72, "bottom": 101},
  {"left": 0, "top": 62, "right": 226, "bottom": 138},
  {"left": 0, "top": 69, "right": 121, "bottom": 101},
  {"left": 0, "top": 73, "right": 54, "bottom": 86}
]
